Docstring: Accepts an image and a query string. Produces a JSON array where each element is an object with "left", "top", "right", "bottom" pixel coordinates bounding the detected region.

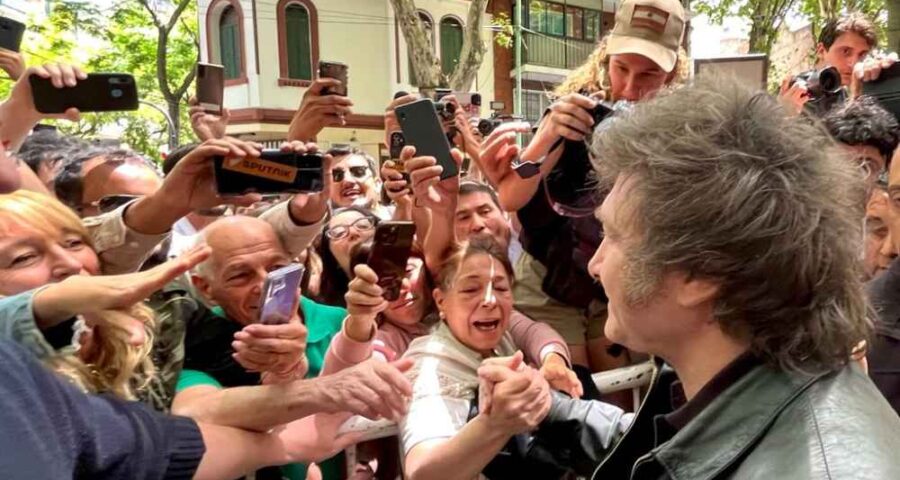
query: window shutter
[
  {"left": 440, "top": 19, "right": 463, "bottom": 76},
  {"left": 285, "top": 5, "right": 312, "bottom": 80}
]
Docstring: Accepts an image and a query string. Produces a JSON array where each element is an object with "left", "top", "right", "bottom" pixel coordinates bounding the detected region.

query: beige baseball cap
[{"left": 606, "top": 0, "right": 686, "bottom": 73}]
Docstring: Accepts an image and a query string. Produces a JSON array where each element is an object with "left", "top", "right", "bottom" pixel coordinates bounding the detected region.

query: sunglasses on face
[
  {"left": 325, "top": 216, "right": 376, "bottom": 241},
  {"left": 79, "top": 194, "right": 141, "bottom": 215},
  {"left": 332, "top": 166, "right": 371, "bottom": 183}
]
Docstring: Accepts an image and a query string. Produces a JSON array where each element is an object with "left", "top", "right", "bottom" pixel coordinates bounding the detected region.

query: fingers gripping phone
[
  {"left": 30, "top": 73, "right": 139, "bottom": 114},
  {"left": 213, "top": 150, "right": 325, "bottom": 195},
  {"left": 259, "top": 264, "right": 305, "bottom": 325},
  {"left": 395, "top": 98, "right": 459, "bottom": 180},
  {"left": 0, "top": 17, "right": 25, "bottom": 52},
  {"left": 196, "top": 63, "right": 225, "bottom": 115},
  {"left": 368, "top": 221, "right": 415, "bottom": 301},
  {"left": 318, "top": 60, "right": 348, "bottom": 97}
]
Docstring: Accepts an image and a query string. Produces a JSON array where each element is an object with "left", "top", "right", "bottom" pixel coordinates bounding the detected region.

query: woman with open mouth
[{"left": 321, "top": 235, "right": 583, "bottom": 479}]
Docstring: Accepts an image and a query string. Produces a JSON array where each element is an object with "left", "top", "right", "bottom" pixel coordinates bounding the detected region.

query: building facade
[{"left": 199, "top": 0, "right": 498, "bottom": 159}]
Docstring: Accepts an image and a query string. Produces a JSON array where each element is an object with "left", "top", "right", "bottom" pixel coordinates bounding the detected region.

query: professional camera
[
  {"left": 791, "top": 66, "right": 844, "bottom": 116},
  {"left": 477, "top": 114, "right": 524, "bottom": 136}
]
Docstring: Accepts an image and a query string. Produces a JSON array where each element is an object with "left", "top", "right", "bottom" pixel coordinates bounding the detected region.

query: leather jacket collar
[{"left": 643, "top": 364, "right": 823, "bottom": 479}]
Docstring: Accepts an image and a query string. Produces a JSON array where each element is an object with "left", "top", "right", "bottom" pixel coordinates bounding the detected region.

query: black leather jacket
[{"left": 529, "top": 362, "right": 900, "bottom": 479}]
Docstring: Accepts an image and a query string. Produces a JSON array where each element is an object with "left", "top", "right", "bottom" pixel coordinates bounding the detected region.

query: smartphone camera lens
[{"left": 111, "top": 89, "right": 123, "bottom": 98}]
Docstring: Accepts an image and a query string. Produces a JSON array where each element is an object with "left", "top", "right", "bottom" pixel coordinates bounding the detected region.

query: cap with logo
[{"left": 606, "top": 0, "right": 686, "bottom": 73}]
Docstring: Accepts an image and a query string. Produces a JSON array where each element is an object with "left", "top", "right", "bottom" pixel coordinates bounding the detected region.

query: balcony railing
[{"left": 522, "top": 31, "right": 596, "bottom": 70}]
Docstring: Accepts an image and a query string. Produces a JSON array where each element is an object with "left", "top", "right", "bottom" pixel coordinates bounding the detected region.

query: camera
[
  {"left": 433, "top": 99, "right": 457, "bottom": 121},
  {"left": 791, "top": 66, "right": 842, "bottom": 97},
  {"left": 791, "top": 66, "right": 844, "bottom": 116},
  {"left": 589, "top": 100, "right": 633, "bottom": 133},
  {"left": 477, "top": 114, "right": 524, "bottom": 136}
]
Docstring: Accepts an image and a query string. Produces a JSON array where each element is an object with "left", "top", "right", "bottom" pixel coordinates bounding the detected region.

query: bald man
[{"left": 171, "top": 216, "right": 413, "bottom": 479}]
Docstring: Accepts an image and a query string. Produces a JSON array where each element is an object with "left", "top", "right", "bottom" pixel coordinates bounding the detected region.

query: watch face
[{"left": 513, "top": 159, "right": 542, "bottom": 179}]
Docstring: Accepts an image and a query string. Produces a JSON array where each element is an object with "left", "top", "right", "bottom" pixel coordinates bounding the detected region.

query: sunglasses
[
  {"left": 332, "top": 166, "right": 371, "bottom": 182},
  {"left": 325, "top": 216, "right": 376, "bottom": 241},
  {"left": 79, "top": 194, "right": 141, "bottom": 215}
]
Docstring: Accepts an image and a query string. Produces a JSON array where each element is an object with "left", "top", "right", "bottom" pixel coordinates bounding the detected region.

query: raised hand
[
  {"left": 0, "top": 48, "right": 25, "bottom": 80},
  {"left": 233, "top": 317, "right": 309, "bottom": 378},
  {"left": 288, "top": 78, "right": 354, "bottom": 142},
  {"left": 540, "top": 353, "right": 583, "bottom": 399},
  {"left": 406, "top": 146, "right": 463, "bottom": 213},
  {"left": 283, "top": 141, "right": 334, "bottom": 224},
  {"left": 188, "top": 96, "right": 230, "bottom": 141},
  {"left": 478, "top": 121, "right": 530, "bottom": 186}
]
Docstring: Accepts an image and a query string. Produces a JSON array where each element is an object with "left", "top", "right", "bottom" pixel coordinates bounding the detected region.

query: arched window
[
  {"left": 278, "top": 0, "right": 319, "bottom": 85},
  {"left": 440, "top": 17, "right": 463, "bottom": 76},
  {"left": 219, "top": 6, "right": 242, "bottom": 79},
  {"left": 409, "top": 11, "right": 434, "bottom": 86}
]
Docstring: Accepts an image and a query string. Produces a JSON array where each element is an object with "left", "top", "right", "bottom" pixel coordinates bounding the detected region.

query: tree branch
[
  {"left": 137, "top": 0, "right": 162, "bottom": 29},
  {"left": 449, "top": 0, "right": 489, "bottom": 91},
  {"left": 166, "top": 0, "right": 193, "bottom": 35}
]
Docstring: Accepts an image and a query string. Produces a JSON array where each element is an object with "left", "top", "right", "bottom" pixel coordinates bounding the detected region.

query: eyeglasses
[
  {"left": 79, "top": 194, "right": 140, "bottom": 215},
  {"left": 332, "top": 166, "right": 371, "bottom": 182},
  {"left": 325, "top": 216, "right": 376, "bottom": 240}
]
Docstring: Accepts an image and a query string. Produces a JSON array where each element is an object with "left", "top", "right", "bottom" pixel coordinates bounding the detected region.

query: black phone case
[
  {"left": 396, "top": 98, "right": 458, "bottom": 180},
  {"left": 30, "top": 73, "right": 139, "bottom": 114},
  {"left": 0, "top": 17, "right": 25, "bottom": 53},
  {"left": 213, "top": 150, "right": 325, "bottom": 195},
  {"left": 863, "top": 63, "right": 900, "bottom": 121},
  {"left": 368, "top": 221, "right": 415, "bottom": 301}
]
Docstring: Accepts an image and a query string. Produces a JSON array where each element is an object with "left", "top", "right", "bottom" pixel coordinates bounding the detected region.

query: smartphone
[
  {"left": 0, "top": 17, "right": 25, "bottom": 52},
  {"left": 318, "top": 60, "right": 348, "bottom": 97},
  {"left": 395, "top": 98, "right": 458, "bottom": 180},
  {"left": 30, "top": 73, "right": 139, "bottom": 114},
  {"left": 258, "top": 264, "right": 305, "bottom": 325},
  {"left": 367, "top": 221, "right": 415, "bottom": 301},
  {"left": 196, "top": 63, "right": 224, "bottom": 115},
  {"left": 213, "top": 150, "right": 325, "bottom": 195}
]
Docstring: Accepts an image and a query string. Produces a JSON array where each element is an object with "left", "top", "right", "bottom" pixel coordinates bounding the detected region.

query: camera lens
[{"left": 111, "top": 89, "right": 123, "bottom": 98}]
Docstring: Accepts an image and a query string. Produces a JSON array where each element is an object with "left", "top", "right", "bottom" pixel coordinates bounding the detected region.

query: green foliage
[
  {"left": 6, "top": 0, "right": 199, "bottom": 161},
  {"left": 492, "top": 12, "right": 515, "bottom": 49}
]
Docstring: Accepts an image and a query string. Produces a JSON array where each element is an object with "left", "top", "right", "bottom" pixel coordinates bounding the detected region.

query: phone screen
[
  {"left": 318, "top": 61, "right": 348, "bottom": 96},
  {"left": 259, "top": 264, "right": 305, "bottom": 324},
  {"left": 197, "top": 63, "right": 225, "bottom": 114}
]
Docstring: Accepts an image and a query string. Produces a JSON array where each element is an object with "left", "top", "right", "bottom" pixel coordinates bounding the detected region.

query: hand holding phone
[
  {"left": 318, "top": 60, "right": 348, "bottom": 97},
  {"left": 196, "top": 63, "right": 225, "bottom": 115},
  {"left": 259, "top": 264, "right": 305, "bottom": 325},
  {"left": 0, "top": 17, "right": 25, "bottom": 53},
  {"left": 366, "top": 221, "right": 415, "bottom": 301},
  {"left": 30, "top": 71, "right": 138, "bottom": 114},
  {"left": 396, "top": 99, "right": 459, "bottom": 180},
  {"left": 213, "top": 149, "right": 325, "bottom": 195}
]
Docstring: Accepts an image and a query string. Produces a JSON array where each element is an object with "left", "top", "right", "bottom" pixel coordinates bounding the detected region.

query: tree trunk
[
  {"left": 448, "top": 0, "right": 489, "bottom": 91},
  {"left": 141, "top": 0, "right": 196, "bottom": 149},
  {"left": 390, "top": 0, "right": 443, "bottom": 89},
  {"left": 889, "top": 0, "right": 900, "bottom": 53}
]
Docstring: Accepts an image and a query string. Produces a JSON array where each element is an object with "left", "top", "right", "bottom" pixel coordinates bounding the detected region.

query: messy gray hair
[{"left": 591, "top": 75, "right": 871, "bottom": 375}]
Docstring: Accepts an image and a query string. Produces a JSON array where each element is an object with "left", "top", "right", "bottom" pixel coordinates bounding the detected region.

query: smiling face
[
  {"left": 434, "top": 253, "right": 513, "bottom": 355},
  {"left": 327, "top": 210, "right": 376, "bottom": 274},
  {"left": 330, "top": 154, "right": 378, "bottom": 208},
  {"left": 383, "top": 256, "right": 429, "bottom": 327},
  {"left": 0, "top": 218, "right": 100, "bottom": 296},
  {"left": 192, "top": 216, "right": 292, "bottom": 326},
  {"left": 587, "top": 176, "right": 714, "bottom": 358}
]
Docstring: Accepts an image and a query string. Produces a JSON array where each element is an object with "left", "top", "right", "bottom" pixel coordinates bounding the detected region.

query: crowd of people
[{"left": 2, "top": 0, "right": 900, "bottom": 478}]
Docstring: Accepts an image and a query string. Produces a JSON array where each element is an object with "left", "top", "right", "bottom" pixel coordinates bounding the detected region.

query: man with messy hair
[{"left": 489, "top": 76, "right": 900, "bottom": 479}]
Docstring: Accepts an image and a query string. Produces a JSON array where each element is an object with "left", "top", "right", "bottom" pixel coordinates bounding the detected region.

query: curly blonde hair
[
  {"left": 0, "top": 190, "right": 156, "bottom": 399},
  {"left": 553, "top": 35, "right": 691, "bottom": 100}
]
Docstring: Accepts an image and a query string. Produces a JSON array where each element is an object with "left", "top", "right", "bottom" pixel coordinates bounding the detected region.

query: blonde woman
[{"left": 0, "top": 190, "right": 200, "bottom": 406}]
